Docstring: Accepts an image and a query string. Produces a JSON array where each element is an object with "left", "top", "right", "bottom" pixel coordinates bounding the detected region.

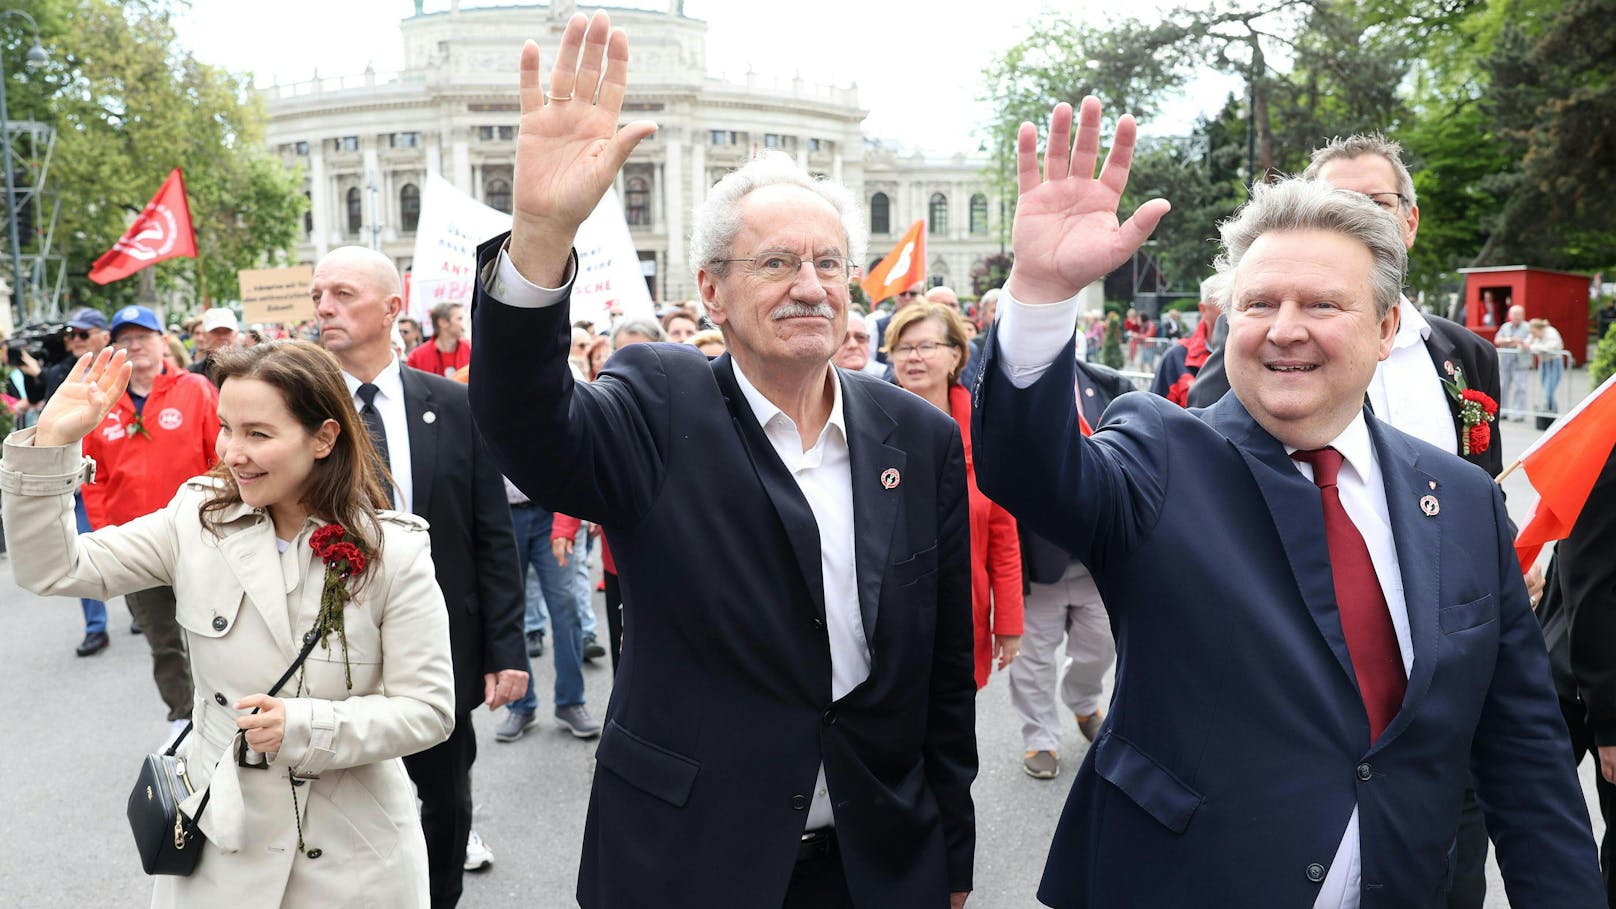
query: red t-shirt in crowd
[{"left": 406, "top": 339, "right": 472, "bottom": 377}]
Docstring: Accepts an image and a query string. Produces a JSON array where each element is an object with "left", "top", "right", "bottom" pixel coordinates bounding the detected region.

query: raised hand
[
  {"left": 509, "top": 11, "right": 658, "bottom": 287},
  {"left": 1005, "top": 98, "right": 1171, "bottom": 305},
  {"left": 34, "top": 348, "right": 130, "bottom": 448}
]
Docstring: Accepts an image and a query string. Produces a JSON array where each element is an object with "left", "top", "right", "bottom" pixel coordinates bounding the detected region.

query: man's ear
[
  {"left": 698, "top": 268, "right": 727, "bottom": 327},
  {"left": 1402, "top": 203, "right": 1420, "bottom": 250},
  {"left": 1377, "top": 302, "right": 1400, "bottom": 361}
]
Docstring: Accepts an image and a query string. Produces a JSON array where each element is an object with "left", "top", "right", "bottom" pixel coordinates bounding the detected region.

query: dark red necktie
[{"left": 1292, "top": 447, "right": 1407, "bottom": 742}]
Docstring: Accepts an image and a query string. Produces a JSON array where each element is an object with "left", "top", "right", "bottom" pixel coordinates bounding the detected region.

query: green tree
[{"left": 2, "top": 0, "right": 305, "bottom": 317}]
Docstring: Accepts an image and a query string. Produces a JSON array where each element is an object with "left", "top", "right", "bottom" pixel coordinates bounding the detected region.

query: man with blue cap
[{"left": 80, "top": 305, "right": 220, "bottom": 742}]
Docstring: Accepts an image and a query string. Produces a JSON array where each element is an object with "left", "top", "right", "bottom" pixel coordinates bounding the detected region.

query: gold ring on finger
[{"left": 547, "top": 91, "right": 574, "bottom": 102}]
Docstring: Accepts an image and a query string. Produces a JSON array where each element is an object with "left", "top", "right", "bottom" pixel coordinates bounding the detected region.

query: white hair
[
  {"left": 1199, "top": 272, "right": 1232, "bottom": 307},
  {"left": 1214, "top": 179, "right": 1406, "bottom": 320},
  {"left": 688, "top": 151, "right": 867, "bottom": 278}
]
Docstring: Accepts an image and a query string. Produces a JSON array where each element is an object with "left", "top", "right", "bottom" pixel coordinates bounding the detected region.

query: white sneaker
[
  {"left": 464, "top": 829, "right": 494, "bottom": 871},
  {"left": 161, "top": 718, "right": 190, "bottom": 752}
]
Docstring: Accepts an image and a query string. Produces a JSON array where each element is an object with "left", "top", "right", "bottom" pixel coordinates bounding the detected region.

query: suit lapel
[
  {"left": 711, "top": 357, "right": 826, "bottom": 623},
  {"left": 399, "top": 368, "right": 437, "bottom": 517},
  {"left": 1205, "top": 395, "right": 1359, "bottom": 690},
  {"left": 1365, "top": 417, "right": 1441, "bottom": 752},
  {"left": 841, "top": 373, "right": 903, "bottom": 647},
  {"left": 215, "top": 515, "right": 298, "bottom": 662},
  {"left": 1421, "top": 323, "right": 1466, "bottom": 432}
]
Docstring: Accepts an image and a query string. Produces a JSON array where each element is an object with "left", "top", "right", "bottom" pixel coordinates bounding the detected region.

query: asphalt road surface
[{"left": 0, "top": 415, "right": 1601, "bottom": 908}]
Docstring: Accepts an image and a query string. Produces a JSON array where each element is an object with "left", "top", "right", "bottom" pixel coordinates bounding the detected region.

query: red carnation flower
[
  {"left": 1468, "top": 423, "right": 1491, "bottom": 455},
  {"left": 1461, "top": 388, "right": 1498, "bottom": 417},
  {"left": 310, "top": 524, "right": 345, "bottom": 554}
]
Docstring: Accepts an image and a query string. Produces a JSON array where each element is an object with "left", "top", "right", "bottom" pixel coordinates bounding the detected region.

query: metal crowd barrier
[{"left": 1495, "top": 347, "right": 1580, "bottom": 427}]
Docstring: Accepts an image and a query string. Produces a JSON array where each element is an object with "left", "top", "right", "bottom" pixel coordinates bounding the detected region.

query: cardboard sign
[
  {"left": 238, "top": 265, "right": 315, "bottom": 324},
  {"left": 410, "top": 173, "right": 653, "bottom": 331}
]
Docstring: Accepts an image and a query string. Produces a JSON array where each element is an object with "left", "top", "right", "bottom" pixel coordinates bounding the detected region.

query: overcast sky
[{"left": 176, "top": 0, "right": 1235, "bottom": 157}]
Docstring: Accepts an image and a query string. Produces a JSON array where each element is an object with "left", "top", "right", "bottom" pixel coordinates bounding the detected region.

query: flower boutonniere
[
  {"left": 126, "top": 410, "right": 151, "bottom": 439},
  {"left": 308, "top": 523, "right": 371, "bottom": 689},
  {"left": 1441, "top": 365, "right": 1498, "bottom": 456}
]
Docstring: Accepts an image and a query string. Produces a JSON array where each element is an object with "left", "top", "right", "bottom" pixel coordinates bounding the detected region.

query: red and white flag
[
  {"left": 1513, "top": 372, "right": 1616, "bottom": 569},
  {"left": 88, "top": 168, "right": 197, "bottom": 285}
]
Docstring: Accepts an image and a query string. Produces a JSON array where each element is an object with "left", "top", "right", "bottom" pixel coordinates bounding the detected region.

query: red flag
[
  {"left": 859, "top": 220, "right": 925, "bottom": 305},
  {"left": 88, "top": 168, "right": 198, "bottom": 285},
  {"left": 1514, "top": 372, "right": 1616, "bottom": 569}
]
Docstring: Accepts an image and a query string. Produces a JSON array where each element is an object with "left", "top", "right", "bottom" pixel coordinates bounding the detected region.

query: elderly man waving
[{"left": 468, "top": 12, "right": 976, "bottom": 909}]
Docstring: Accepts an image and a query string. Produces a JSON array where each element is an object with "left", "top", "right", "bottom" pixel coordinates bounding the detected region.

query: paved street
[{"left": 0, "top": 412, "right": 1603, "bottom": 908}]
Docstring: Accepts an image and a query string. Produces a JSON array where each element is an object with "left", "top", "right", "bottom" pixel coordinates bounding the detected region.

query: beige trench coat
[{"left": 1, "top": 429, "right": 455, "bottom": 909}]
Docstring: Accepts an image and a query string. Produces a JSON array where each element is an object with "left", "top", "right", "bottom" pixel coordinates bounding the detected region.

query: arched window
[
  {"left": 969, "top": 193, "right": 988, "bottom": 235},
  {"left": 345, "top": 187, "right": 362, "bottom": 235},
  {"left": 400, "top": 183, "right": 421, "bottom": 233},
  {"left": 928, "top": 193, "right": 948, "bottom": 235},
  {"left": 303, "top": 191, "right": 313, "bottom": 235},
  {"left": 485, "top": 178, "right": 512, "bottom": 214},
  {"left": 869, "top": 192, "right": 890, "bottom": 235},
  {"left": 625, "top": 176, "right": 650, "bottom": 226}
]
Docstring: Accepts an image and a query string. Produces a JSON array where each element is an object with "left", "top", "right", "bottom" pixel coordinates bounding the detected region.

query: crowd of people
[{"left": 5, "top": 9, "right": 1616, "bottom": 909}]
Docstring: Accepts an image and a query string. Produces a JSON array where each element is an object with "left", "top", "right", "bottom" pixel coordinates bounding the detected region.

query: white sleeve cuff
[
  {"left": 994, "top": 287, "right": 1083, "bottom": 388},
  {"left": 483, "top": 241, "right": 576, "bottom": 309}
]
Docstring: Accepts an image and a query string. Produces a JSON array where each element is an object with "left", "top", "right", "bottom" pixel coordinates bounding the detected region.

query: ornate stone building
[{"left": 263, "top": 2, "right": 1003, "bottom": 302}]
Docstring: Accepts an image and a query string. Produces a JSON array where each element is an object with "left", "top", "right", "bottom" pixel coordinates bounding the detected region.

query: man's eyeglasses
[
  {"left": 891, "top": 340, "right": 955, "bottom": 359},
  {"left": 845, "top": 331, "right": 870, "bottom": 344},
  {"left": 1355, "top": 191, "right": 1407, "bottom": 212},
  {"left": 65, "top": 329, "right": 92, "bottom": 341},
  {"left": 709, "top": 252, "right": 852, "bottom": 283}
]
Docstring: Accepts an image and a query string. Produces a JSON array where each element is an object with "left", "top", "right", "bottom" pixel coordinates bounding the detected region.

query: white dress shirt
[
  {"left": 487, "top": 244, "right": 869, "bottom": 830},
  {"left": 341, "top": 357, "right": 412, "bottom": 514},
  {"left": 997, "top": 288, "right": 1412, "bottom": 909},
  {"left": 1366, "top": 298, "right": 1457, "bottom": 455}
]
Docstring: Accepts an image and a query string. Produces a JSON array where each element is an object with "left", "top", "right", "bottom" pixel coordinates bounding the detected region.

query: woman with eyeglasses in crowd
[{"left": 885, "top": 301, "right": 1023, "bottom": 689}]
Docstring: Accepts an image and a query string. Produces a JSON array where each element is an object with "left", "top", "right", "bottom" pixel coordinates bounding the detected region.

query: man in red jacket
[{"left": 81, "top": 305, "right": 220, "bottom": 740}]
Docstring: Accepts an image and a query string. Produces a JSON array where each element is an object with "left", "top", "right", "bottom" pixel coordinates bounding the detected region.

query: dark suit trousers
[
  {"left": 405, "top": 712, "right": 477, "bottom": 908},
  {"left": 782, "top": 843, "right": 854, "bottom": 909},
  {"left": 1562, "top": 697, "right": 1616, "bottom": 908}
]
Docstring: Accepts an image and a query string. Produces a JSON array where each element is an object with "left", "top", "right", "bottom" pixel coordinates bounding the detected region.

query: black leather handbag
[{"left": 126, "top": 629, "right": 322, "bottom": 875}]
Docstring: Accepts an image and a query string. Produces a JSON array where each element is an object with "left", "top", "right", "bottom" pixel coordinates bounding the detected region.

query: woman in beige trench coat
[{"left": 1, "top": 342, "right": 454, "bottom": 908}]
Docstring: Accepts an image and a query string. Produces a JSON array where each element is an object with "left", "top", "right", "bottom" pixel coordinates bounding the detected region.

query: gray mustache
[{"left": 771, "top": 302, "right": 835, "bottom": 320}]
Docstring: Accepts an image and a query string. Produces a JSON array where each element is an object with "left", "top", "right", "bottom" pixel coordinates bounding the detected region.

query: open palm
[
  {"left": 508, "top": 12, "right": 656, "bottom": 279},
  {"left": 1006, "top": 99, "right": 1170, "bottom": 305},
  {"left": 35, "top": 348, "right": 130, "bottom": 448}
]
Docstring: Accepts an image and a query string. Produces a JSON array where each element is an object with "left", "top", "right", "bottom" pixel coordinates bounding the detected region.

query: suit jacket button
[
  {"left": 1306, "top": 863, "right": 1326, "bottom": 882},
  {"left": 305, "top": 848, "right": 322, "bottom": 859},
  {"left": 214, "top": 692, "right": 228, "bottom": 706},
  {"left": 211, "top": 616, "right": 228, "bottom": 632},
  {"left": 1357, "top": 763, "right": 1372, "bottom": 781},
  {"left": 822, "top": 709, "right": 836, "bottom": 726},
  {"left": 791, "top": 795, "right": 808, "bottom": 811}
]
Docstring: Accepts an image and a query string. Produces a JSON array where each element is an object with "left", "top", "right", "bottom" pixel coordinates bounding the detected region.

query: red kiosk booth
[{"left": 1458, "top": 265, "right": 1593, "bottom": 365}]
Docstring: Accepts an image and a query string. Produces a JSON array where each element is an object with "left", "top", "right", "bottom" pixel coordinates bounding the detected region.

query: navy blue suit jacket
[
  {"left": 468, "top": 239, "right": 977, "bottom": 907},
  {"left": 972, "top": 333, "right": 1601, "bottom": 908}
]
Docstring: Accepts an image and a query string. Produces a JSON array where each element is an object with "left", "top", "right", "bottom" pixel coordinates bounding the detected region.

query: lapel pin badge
[
  {"left": 1428, "top": 480, "right": 1437, "bottom": 490},
  {"left": 423, "top": 411, "right": 436, "bottom": 424},
  {"left": 1085, "top": 387, "right": 1096, "bottom": 397},
  {"left": 1420, "top": 494, "right": 1440, "bottom": 517},
  {"left": 880, "top": 468, "right": 901, "bottom": 490},
  {"left": 1443, "top": 360, "right": 1455, "bottom": 376}
]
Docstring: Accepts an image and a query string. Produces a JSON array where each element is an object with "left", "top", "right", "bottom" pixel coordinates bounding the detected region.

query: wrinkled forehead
[{"left": 734, "top": 184, "right": 847, "bottom": 252}]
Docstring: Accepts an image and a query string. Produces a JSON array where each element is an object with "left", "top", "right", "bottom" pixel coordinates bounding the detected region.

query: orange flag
[
  {"left": 860, "top": 219, "right": 925, "bottom": 305},
  {"left": 1514, "top": 372, "right": 1616, "bottom": 569},
  {"left": 89, "top": 168, "right": 198, "bottom": 285}
]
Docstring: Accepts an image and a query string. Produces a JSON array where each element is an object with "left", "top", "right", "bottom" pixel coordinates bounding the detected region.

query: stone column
[
  {"left": 308, "top": 142, "right": 331, "bottom": 259},
  {"left": 663, "top": 139, "right": 685, "bottom": 301}
]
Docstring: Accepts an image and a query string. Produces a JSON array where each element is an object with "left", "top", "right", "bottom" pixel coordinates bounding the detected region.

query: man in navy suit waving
[
  {"left": 973, "top": 98, "right": 1602, "bottom": 907},
  {"left": 467, "top": 12, "right": 976, "bottom": 908}
]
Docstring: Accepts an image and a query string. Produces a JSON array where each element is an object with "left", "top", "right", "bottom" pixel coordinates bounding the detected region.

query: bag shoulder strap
[{"left": 167, "top": 629, "right": 325, "bottom": 826}]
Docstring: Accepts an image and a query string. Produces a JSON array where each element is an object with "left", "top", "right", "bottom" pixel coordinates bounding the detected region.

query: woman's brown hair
[{"left": 199, "top": 340, "right": 392, "bottom": 564}]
